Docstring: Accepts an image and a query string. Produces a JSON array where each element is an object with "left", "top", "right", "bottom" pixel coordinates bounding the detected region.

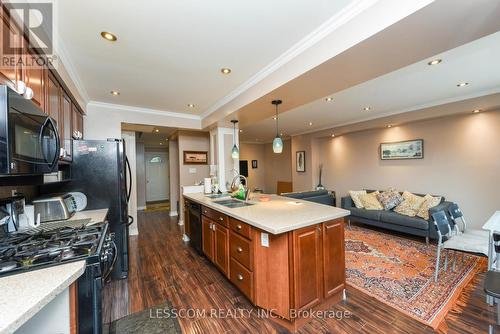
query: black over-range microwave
[{"left": 0, "top": 85, "right": 59, "bottom": 175}]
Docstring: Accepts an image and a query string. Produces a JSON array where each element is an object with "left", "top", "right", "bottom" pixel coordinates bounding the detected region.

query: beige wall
[
  {"left": 169, "top": 140, "right": 180, "bottom": 216},
  {"left": 240, "top": 143, "right": 266, "bottom": 191},
  {"left": 304, "top": 111, "right": 500, "bottom": 229},
  {"left": 136, "top": 142, "right": 146, "bottom": 209},
  {"left": 240, "top": 140, "right": 292, "bottom": 194},
  {"left": 178, "top": 131, "right": 210, "bottom": 222}
]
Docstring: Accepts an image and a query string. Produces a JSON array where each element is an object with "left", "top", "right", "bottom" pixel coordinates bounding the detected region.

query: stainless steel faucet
[{"left": 230, "top": 175, "right": 250, "bottom": 201}]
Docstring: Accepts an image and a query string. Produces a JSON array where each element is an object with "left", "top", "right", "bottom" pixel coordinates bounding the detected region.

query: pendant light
[
  {"left": 272, "top": 99, "right": 283, "bottom": 154},
  {"left": 231, "top": 120, "right": 239, "bottom": 159}
]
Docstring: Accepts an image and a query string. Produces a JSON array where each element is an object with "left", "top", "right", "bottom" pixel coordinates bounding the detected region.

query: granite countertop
[
  {"left": 0, "top": 260, "right": 86, "bottom": 334},
  {"left": 184, "top": 193, "right": 350, "bottom": 234}
]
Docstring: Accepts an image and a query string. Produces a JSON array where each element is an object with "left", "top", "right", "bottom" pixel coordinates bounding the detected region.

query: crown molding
[
  {"left": 87, "top": 100, "right": 202, "bottom": 120},
  {"left": 199, "top": 0, "right": 379, "bottom": 120}
]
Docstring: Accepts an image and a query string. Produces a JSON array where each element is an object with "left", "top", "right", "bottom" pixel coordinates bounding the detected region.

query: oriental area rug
[{"left": 345, "top": 225, "right": 484, "bottom": 330}]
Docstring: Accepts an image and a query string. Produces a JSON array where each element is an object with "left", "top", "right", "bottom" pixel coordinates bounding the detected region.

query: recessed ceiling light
[
  {"left": 101, "top": 31, "right": 117, "bottom": 42},
  {"left": 155, "top": 129, "right": 159, "bottom": 133},
  {"left": 272, "top": 116, "right": 277, "bottom": 120},
  {"left": 187, "top": 103, "right": 195, "bottom": 108},
  {"left": 387, "top": 124, "right": 393, "bottom": 128},
  {"left": 331, "top": 134, "right": 335, "bottom": 137},
  {"left": 363, "top": 107, "right": 371, "bottom": 111},
  {"left": 166, "top": 138, "right": 169, "bottom": 141},
  {"left": 110, "top": 90, "right": 120, "bottom": 96},
  {"left": 427, "top": 59, "right": 442, "bottom": 66},
  {"left": 457, "top": 82, "right": 469, "bottom": 87},
  {"left": 472, "top": 109, "right": 481, "bottom": 114},
  {"left": 325, "top": 97, "right": 333, "bottom": 102},
  {"left": 239, "top": 129, "right": 243, "bottom": 133},
  {"left": 160, "top": 142, "right": 163, "bottom": 145},
  {"left": 309, "top": 122, "right": 313, "bottom": 126},
  {"left": 221, "top": 68, "right": 231, "bottom": 75}
]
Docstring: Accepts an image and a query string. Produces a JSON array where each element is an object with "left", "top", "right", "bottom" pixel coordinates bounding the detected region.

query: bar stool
[{"left": 484, "top": 270, "right": 500, "bottom": 333}]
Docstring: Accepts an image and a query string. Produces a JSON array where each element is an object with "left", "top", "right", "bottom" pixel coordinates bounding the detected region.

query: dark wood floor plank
[{"left": 103, "top": 211, "right": 500, "bottom": 333}]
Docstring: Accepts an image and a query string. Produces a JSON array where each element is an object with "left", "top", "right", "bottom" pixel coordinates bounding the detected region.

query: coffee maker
[{"left": 0, "top": 196, "right": 26, "bottom": 233}]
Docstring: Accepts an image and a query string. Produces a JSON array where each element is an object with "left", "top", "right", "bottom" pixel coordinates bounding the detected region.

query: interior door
[{"left": 145, "top": 151, "right": 169, "bottom": 202}]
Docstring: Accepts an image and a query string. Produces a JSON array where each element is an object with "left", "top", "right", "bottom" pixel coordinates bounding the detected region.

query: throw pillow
[
  {"left": 416, "top": 194, "right": 442, "bottom": 220},
  {"left": 349, "top": 190, "right": 367, "bottom": 208},
  {"left": 359, "top": 191, "right": 383, "bottom": 210},
  {"left": 394, "top": 191, "right": 426, "bottom": 217},
  {"left": 376, "top": 188, "right": 404, "bottom": 210}
]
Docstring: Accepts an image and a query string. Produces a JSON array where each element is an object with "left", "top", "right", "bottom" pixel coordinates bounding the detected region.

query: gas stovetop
[{"left": 0, "top": 224, "right": 106, "bottom": 277}]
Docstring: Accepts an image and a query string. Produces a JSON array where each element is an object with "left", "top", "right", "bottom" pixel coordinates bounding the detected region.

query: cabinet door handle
[
  {"left": 237, "top": 274, "right": 243, "bottom": 281},
  {"left": 237, "top": 246, "right": 243, "bottom": 253},
  {"left": 236, "top": 224, "right": 242, "bottom": 230}
]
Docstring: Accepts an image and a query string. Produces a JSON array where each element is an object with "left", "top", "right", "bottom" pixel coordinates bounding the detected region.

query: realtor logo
[{"left": 1, "top": 2, "right": 55, "bottom": 68}]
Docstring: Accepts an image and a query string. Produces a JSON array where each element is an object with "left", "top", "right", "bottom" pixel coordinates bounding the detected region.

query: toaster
[{"left": 32, "top": 193, "right": 77, "bottom": 223}]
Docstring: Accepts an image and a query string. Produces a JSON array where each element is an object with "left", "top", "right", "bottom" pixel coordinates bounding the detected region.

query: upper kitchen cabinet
[
  {"left": 72, "top": 102, "right": 84, "bottom": 139},
  {"left": 0, "top": 6, "right": 22, "bottom": 90},
  {"left": 61, "top": 92, "right": 73, "bottom": 161},
  {"left": 46, "top": 72, "right": 62, "bottom": 135},
  {"left": 24, "top": 48, "right": 46, "bottom": 109}
]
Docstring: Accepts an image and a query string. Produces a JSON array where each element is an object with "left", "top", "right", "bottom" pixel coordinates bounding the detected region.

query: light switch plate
[
  {"left": 189, "top": 167, "right": 197, "bottom": 174},
  {"left": 261, "top": 232, "right": 269, "bottom": 247}
]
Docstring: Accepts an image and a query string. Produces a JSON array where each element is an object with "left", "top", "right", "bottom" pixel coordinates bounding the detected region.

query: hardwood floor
[{"left": 103, "top": 211, "right": 499, "bottom": 333}]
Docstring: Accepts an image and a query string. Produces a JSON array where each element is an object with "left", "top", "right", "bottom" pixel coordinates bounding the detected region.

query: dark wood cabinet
[
  {"left": 24, "top": 49, "right": 45, "bottom": 109},
  {"left": 46, "top": 72, "right": 62, "bottom": 133},
  {"left": 72, "top": 103, "right": 84, "bottom": 138},
  {"left": 293, "top": 224, "right": 323, "bottom": 310},
  {"left": 322, "top": 219, "right": 345, "bottom": 298},
  {"left": 0, "top": 7, "right": 21, "bottom": 90},
  {"left": 202, "top": 216, "right": 214, "bottom": 261},
  {"left": 214, "top": 223, "right": 229, "bottom": 276},
  {"left": 184, "top": 201, "right": 190, "bottom": 239},
  {"left": 61, "top": 92, "right": 73, "bottom": 161}
]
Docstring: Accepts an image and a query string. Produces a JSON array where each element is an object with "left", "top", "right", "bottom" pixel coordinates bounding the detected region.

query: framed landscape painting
[
  {"left": 380, "top": 139, "right": 424, "bottom": 160},
  {"left": 183, "top": 151, "right": 208, "bottom": 164}
]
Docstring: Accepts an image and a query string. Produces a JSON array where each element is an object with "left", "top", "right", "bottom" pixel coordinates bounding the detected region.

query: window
[{"left": 149, "top": 156, "right": 163, "bottom": 163}]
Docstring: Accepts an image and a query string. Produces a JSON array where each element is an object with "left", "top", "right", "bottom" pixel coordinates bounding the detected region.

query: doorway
[{"left": 145, "top": 151, "right": 170, "bottom": 202}]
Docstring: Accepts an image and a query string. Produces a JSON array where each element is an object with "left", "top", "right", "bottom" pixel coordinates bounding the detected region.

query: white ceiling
[
  {"left": 240, "top": 31, "right": 500, "bottom": 142},
  {"left": 57, "top": 0, "right": 355, "bottom": 115}
]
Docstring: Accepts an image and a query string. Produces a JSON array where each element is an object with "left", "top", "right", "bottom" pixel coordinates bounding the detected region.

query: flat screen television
[{"left": 239, "top": 160, "right": 249, "bottom": 177}]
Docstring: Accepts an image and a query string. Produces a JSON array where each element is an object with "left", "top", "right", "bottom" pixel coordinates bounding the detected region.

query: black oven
[{"left": 0, "top": 85, "right": 59, "bottom": 175}]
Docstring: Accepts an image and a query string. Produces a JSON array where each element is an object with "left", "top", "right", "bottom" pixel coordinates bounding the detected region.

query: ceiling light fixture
[
  {"left": 221, "top": 68, "right": 231, "bottom": 75},
  {"left": 427, "top": 59, "right": 442, "bottom": 66},
  {"left": 331, "top": 134, "right": 335, "bottom": 137},
  {"left": 272, "top": 100, "right": 283, "bottom": 154},
  {"left": 239, "top": 129, "right": 243, "bottom": 133},
  {"left": 155, "top": 129, "right": 159, "bottom": 133},
  {"left": 160, "top": 143, "right": 163, "bottom": 145},
  {"left": 187, "top": 103, "right": 195, "bottom": 108},
  {"left": 231, "top": 120, "right": 239, "bottom": 159},
  {"left": 457, "top": 82, "right": 469, "bottom": 87},
  {"left": 387, "top": 124, "right": 393, "bottom": 128},
  {"left": 363, "top": 107, "right": 371, "bottom": 111},
  {"left": 472, "top": 109, "right": 481, "bottom": 114},
  {"left": 309, "top": 122, "right": 313, "bottom": 126},
  {"left": 101, "top": 31, "right": 117, "bottom": 42},
  {"left": 110, "top": 90, "right": 120, "bottom": 96},
  {"left": 325, "top": 97, "right": 333, "bottom": 102}
]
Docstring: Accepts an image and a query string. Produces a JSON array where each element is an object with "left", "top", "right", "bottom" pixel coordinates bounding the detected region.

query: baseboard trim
[
  {"left": 137, "top": 206, "right": 146, "bottom": 211},
  {"left": 169, "top": 210, "right": 178, "bottom": 217}
]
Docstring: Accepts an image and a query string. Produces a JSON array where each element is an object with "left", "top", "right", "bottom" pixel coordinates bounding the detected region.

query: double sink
[{"left": 207, "top": 194, "right": 253, "bottom": 209}]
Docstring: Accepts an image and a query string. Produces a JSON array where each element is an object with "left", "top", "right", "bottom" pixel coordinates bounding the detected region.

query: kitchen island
[{"left": 183, "top": 193, "right": 350, "bottom": 331}]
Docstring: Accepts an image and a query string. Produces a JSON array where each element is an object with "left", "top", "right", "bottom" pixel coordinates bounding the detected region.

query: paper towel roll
[{"left": 204, "top": 178, "right": 212, "bottom": 194}]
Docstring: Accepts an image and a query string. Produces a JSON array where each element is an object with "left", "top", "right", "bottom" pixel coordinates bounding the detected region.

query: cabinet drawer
[
  {"left": 201, "top": 206, "right": 228, "bottom": 227},
  {"left": 230, "top": 258, "right": 253, "bottom": 301},
  {"left": 230, "top": 232, "right": 253, "bottom": 270},
  {"left": 229, "top": 218, "right": 252, "bottom": 240}
]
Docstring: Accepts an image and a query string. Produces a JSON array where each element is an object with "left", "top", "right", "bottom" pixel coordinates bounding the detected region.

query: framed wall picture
[
  {"left": 252, "top": 160, "right": 258, "bottom": 169},
  {"left": 380, "top": 139, "right": 424, "bottom": 160},
  {"left": 183, "top": 151, "right": 208, "bottom": 164},
  {"left": 296, "top": 151, "right": 305, "bottom": 172}
]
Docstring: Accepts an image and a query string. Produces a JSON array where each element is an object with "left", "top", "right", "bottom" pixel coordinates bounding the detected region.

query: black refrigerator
[{"left": 67, "top": 139, "right": 131, "bottom": 279}]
